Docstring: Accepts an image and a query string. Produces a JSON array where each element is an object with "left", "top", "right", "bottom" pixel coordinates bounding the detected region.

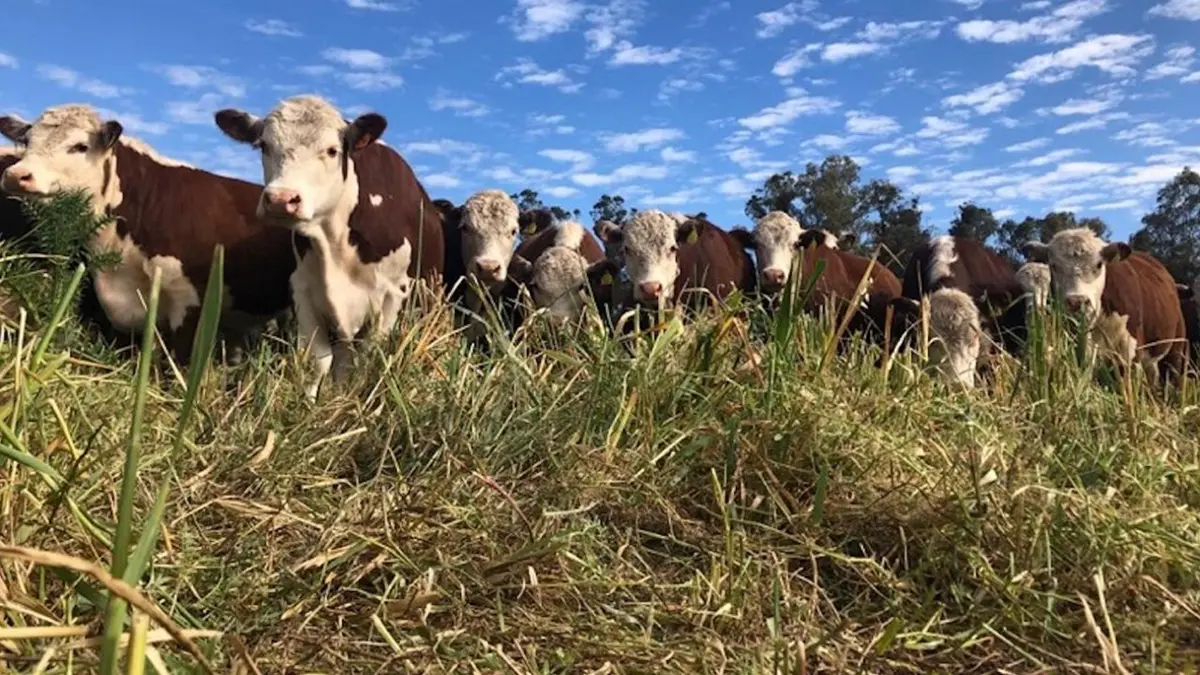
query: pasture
[{"left": 1, "top": 196, "right": 1199, "bottom": 674}]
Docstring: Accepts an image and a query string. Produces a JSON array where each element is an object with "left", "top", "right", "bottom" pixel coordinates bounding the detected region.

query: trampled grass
[{"left": 2, "top": 236, "right": 1200, "bottom": 674}]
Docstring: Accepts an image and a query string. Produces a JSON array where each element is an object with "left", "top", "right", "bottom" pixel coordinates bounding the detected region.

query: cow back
[
  {"left": 1103, "top": 252, "right": 1186, "bottom": 364},
  {"left": 840, "top": 251, "right": 901, "bottom": 299},
  {"left": 515, "top": 224, "right": 604, "bottom": 265},
  {"left": 110, "top": 144, "right": 294, "bottom": 318},
  {"left": 333, "top": 143, "right": 445, "bottom": 285}
]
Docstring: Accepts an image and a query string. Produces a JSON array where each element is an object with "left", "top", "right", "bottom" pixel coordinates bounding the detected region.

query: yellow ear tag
[
  {"left": 686, "top": 229, "right": 699, "bottom": 244},
  {"left": 600, "top": 272, "right": 614, "bottom": 286},
  {"left": 523, "top": 223, "right": 536, "bottom": 235}
]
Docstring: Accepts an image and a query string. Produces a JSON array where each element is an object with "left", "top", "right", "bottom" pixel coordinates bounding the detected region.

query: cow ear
[
  {"left": 214, "top": 109, "right": 263, "bottom": 145},
  {"left": 729, "top": 226, "right": 755, "bottom": 250},
  {"left": 889, "top": 296, "right": 920, "bottom": 315},
  {"left": 96, "top": 120, "right": 123, "bottom": 150},
  {"left": 838, "top": 232, "right": 858, "bottom": 249},
  {"left": 797, "top": 229, "right": 825, "bottom": 250},
  {"left": 509, "top": 255, "right": 534, "bottom": 285},
  {"left": 1021, "top": 241, "right": 1050, "bottom": 263},
  {"left": 0, "top": 115, "right": 31, "bottom": 144},
  {"left": 587, "top": 258, "right": 620, "bottom": 288},
  {"left": 594, "top": 220, "right": 621, "bottom": 244},
  {"left": 1100, "top": 242, "right": 1131, "bottom": 264},
  {"left": 676, "top": 219, "right": 703, "bottom": 245},
  {"left": 345, "top": 113, "right": 387, "bottom": 152},
  {"left": 1176, "top": 283, "right": 1194, "bottom": 300}
]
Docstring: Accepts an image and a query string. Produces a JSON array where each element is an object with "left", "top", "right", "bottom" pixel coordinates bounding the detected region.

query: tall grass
[{"left": 1, "top": 217, "right": 1199, "bottom": 672}]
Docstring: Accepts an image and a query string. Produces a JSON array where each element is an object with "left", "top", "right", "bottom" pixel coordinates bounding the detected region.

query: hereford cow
[
  {"left": 519, "top": 208, "right": 556, "bottom": 238},
  {"left": 507, "top": 220, "right": 620, "bottom": 324},
  {"left": 0, "top": 147, "right": 34, "bottom": 243},
  {"left": 215, "top": 95, "right": 441, "bottom": 398},
  {"left": 0, "top": 104, "right": 296, "bottom": 362},
  {"left": 595, "top": 210, "right": 755, "bottom": 314},
  {"left": 1023, "top": 229, "right": 1187, "bottom": 381},
  {"left": 893, "top": 288, "right": 984, "bottom": 389},
  {"left": 901, "top": 235, "right": 1027, "bottom": 354},
  {"left": 1016, "top": 261, "right": 1051, "bottom": 310}
]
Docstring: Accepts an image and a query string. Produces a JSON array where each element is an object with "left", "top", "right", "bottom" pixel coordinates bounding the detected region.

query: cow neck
[
  {"left": 91, "top": 142, "right": 157, "bottom": 257},
  {"left": 295, "top": 167, "right": 361, "bottom": 271}
]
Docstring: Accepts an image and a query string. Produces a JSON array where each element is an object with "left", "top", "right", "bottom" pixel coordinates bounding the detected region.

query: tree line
[{"left": 511, "top": 155, "right": 1200, "bottom": 282}]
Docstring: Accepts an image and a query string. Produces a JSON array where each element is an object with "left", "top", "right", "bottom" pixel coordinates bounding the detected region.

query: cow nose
[
  {"left": 1065, "top": 295, "right": 1089, "bottom": 313},
  {"left": 761, "top": 268, "right": 785, "bottom": 289},
  {"left": 476, "top": 260, "right": 502, "bottom": 282},
  {"left": 1, "top": 168, "right": 34, "bottom": 192},
  {"left": 638, "top": 281, "right": 663, "bottom": 300},
  {"left": 262, "top": 188, "right": 302, "bottom": 216}
]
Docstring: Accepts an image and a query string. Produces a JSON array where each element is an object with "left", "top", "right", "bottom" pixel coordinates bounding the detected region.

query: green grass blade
[
  {"left": 30, "top": 263, "right": 87, "bottom": 367},
  {"left": 98, "top": 267, "right": 163, "bottom": 675}
]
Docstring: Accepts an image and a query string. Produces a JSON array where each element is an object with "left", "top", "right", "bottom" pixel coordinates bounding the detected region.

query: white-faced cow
[
  {"left": 891, "top": 288, "right": 984, "bottom": 389},
  {"left": 596, "top": 209, "right": 755, "bottom": 312},
  {"left": 0, "top": 104, "right": 296, "bottom": 362},
  {"left": 1023, "top": 228, "right": 1187, "bottom": 381},
  {"left": 214, "top": 94, "right": 443, "bottom": 399},
  {"left": 1016, "top": 261, "right": 1051, "bottom": 310},
  {"left": 508, "top": 220, "right": 620, "bottom": 324},
  {"left": 0, "top": 146, "right": 33, "bottom": 243}
]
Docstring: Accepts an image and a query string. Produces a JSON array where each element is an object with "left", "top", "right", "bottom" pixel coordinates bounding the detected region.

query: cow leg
[
  {"left": 292, "top": 287, "right": 333, "bottom": 401},
  {"left": 168, "top": 306, "right": 200, "bottom": 367}
]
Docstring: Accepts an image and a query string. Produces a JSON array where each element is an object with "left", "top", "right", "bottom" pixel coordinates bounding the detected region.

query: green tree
[
  {"left": 590, "top": 194, "right": 636, "bottom": 225},
  {"left": 510, "top": 188, "right": 580, "bottom": 223},
  {"left": 948, "top": 202, "right": 999, "bottom": 244},
  {"left": 1131, "top": 166, "right": 1200, "bottom": 282},
  {"left": 995, "top": 211, "right": 1110, "bottom": 264}
]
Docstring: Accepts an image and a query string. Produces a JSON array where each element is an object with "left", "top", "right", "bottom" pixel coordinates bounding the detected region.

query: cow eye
[
  {"left": 793, "top": 239, "right": 803, "bottom": 250},
  {"left": 69, "top": 142, "right": 89, "bottom": 154},
  {"left": 669, "top": 245, "right": 678, "bottom": 254},
  {"left": 510, "top": 227, "right": 518, "bottom": 237},
  {"left": 326, "top": 147, "right": 338, "bottom": 158}
]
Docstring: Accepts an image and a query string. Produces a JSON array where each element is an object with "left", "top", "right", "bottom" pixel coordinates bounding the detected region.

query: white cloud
[
  {"left": 658, "top": 77, "right": 705, "bottom": 101},
  {"left": 496, "top": 58, "right": 583, "bottom": 93},
  {"left": 1016, "top": 148, "right": 1087, "bottom": 166},
  {"left": 36, "top": 64, "right": 131, "bottom": 98},
  {"left": 528, "top": 113, "right": 575, "bottom": 135},
  {"left": 1091, "top": 198, "right": 1139, "bottom": 210},
  {"left": 822, "top": 42, "right": 885, "bottom": 62},
  {"left": 915, "top": 116, "right": 989, "bottom": 147},
  {"left": 887, "top": 166, "right": 921, "bottom": 182},
  {"left": 153, "top": 65, "right": 245, "bottom": 97},
  {"left": 755, "top": 1, "right": 816, "bottom": 39},
  {"left": 772, "top": 44, "right": 822, "bottom": 77},
  {"left": 1148, "top": 0, "right": 1200, "bottom": 20},
  {"left": 297, "top": 65, "right": 334, "bottom": 77},
  {"left": 424, "top": 173, "right": 461, "bottom": 189},
  {"left": 245, "top": 19, "right": 302, "bottom": 37},
  {"left": 845, "top": 111, "right": 900, "bottom": 136},
  {"left": 1005, "top": 137, "right": 1051, "bottom": 152},
  {"left": 572, "top": 163, "right": 669, "bottom": 186},
  {"left": 804, "top": 134, "right": 851, "bottom": 150},
  {"left": 510, "top": 0, "right": 587, "bottom": 41},
  {"left": 539, "top": 148, "right": 594, "bottom": 170},
  {"left": 942, "top": 80, "right": 1024, "bottom": 114},
  {"left": 322, "top": 47, "right": 391, "bottom": 71},
  {"left": 543, "top": 186, "right": 580, "bottom": 198},
  {"left": 402, "top": 32, "right": 470, "bottom": 61},
  {"left": 584, "top": 0, "right": 645, "bottom": 53},
  {"left": 165, "top": 92, "right": 224, "bottom": 125},
  {"left": 342, "top": 72, "right": 403, "bottom": 91},
  {"left": 345, "top": 0, "right": 405, "bottom": 11},
  {"left": 94, "top": 108, "right": 169, "bottom": 136},
  {"left": 603, "top": 127, "right": 685, "bottom": 152},
  {"left": 643, "top": 188, "right": 705, "bottom": 206},
  {"left": 717, "top": 177, "right": 756, "bottom": 196},
  {"left": 1185, "top": 71, "right": 1200, "bottom": 82},
  {"left": 1055, "top": 111, "right": 1130, "bottom": 134},
  {"left": 1049, "top": 94, "right": 1122, "bottom": 115},
  {"left": 738, "top": 93, "right": 841, "bottom": 130},
  {"left": 813, "top": 17, "right": 852, "bottom": 31},
  {"left": 856, "top": 20, "right": 943, "bottom": 42},
  {"left": 956, "top": 0, "right": 1111, "bottom": 44},
  {"left": 951, "top": 0, "right": 985, "bottom": 8},
  {"left": 1146, "top": 45, "right": 1196, "bottom": 79},
  {"left": 1009, "top": 34, "right": 1156, "bottom": 83},
  {"left": 429, "top": 89, "right": 489, "bottom": 117},
  {"left": 609, "top": 42, "right": 683, "bottom": 66},
  {"left": 0, "top": 53, "right": 16, "bottom": 69},
  {"left": 661, "top": 146, "right": 696, "bottom": 162},
  {"left": 1021, "top": 1, "right": 1051, "bottom": 9},
  {"left": 401, "top": 139, "right": 484, "bottom": 163}
]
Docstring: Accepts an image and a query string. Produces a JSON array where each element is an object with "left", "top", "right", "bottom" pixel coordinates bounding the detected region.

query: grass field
[{"left": 2, "top": 230, "right": 1200, "bottom": 674}]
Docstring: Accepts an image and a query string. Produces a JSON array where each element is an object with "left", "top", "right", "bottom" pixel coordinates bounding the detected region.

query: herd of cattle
[{"left": 0, "top": 95, "right": 1198, "bottom": 399}]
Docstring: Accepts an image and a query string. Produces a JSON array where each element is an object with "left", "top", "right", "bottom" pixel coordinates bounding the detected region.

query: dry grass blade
[{"left": 0, "top": 545, "right": 217, "bottom": 674}]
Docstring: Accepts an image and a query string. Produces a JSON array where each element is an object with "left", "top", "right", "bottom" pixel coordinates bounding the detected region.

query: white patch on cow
[
  {"left": 459, "top": 188, "right": 519, "bottom": 286},
  {"left": 554, "top": 220, "right": 585, "bottom": 251},
  {"left": 1016, "top": 262, "right": 1051, "bottom": 309},
  {"left": 530, "top": 245, "right": 590, "bottom": 321},
  {"left": 927, "top": 287, "right": 981, "bottom": 389},
  {"left": 816, "top": 229, "right": 839, "bottom": 249},
  {"left": 369, "top": 193, "right": 383, "bottom": 207},
  {"left": 926, "top": 235, "right": 957, "bottom": 289},
  {"left": 0, "top": 145, "right": 21, "bottom": 158},
  {"left": 620, "top": 209, "right": 684, "bottom": 306},
  {"left": 751, "top": 211, "right": 804, "bottom": 289},
  {"left": 121, "top": 137, "right": 192, "bottom": 168},
  {"left": 1091, "top": 311, "right": 1137, "bottom": 368}
]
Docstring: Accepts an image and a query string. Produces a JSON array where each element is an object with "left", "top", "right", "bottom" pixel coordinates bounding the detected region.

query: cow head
[
  {"left": 510, "top": 222, "right": 619, "bottom": 322},
  {"left": 1015, "top": 261, "right": 1051, "bottom": 309},
  {"left": 215, "top": 95, "right": 386, "bottom": 225},
  {"left": 594, "top": 219, "right": 625, "bottom": 267},
  {"left": 733, "top": 211, "right": 807, "bottom": 293},
  {"left": 519, "top": 208, "right": 555, "bottom": 237},
  {"left": 891, "top": 289, "right": 981, "bottom": 389},
  {"left": 599, "top": 209, "right": 700, "bottom": 307},
  {"left": 439, "top": 189, "right": 519, "bottom": 286},
  {"left": 0, "top": 106, "right": 124, "bottom": 203},
  {"left": 1022, "top": 228, "right": 1131, "bottom": 318}
]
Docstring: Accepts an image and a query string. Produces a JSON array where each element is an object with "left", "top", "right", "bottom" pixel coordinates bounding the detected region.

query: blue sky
[{"left": 2, "top": 0, "right": 1198, "bottom": 239}]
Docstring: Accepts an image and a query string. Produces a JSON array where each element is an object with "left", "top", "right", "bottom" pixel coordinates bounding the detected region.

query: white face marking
[
  {"left": 619, "top": 209, "right": 682, "bottom": 305},
  {"left": 530, "top": 246, "right": 589, "bottom": 321},
  {"left": 250, "top": 96, "right": 353, "bottom": 223},
  {"left": 459, "top": 189, "right": 519, "bottom": 285},
  {"left": 927, "top": 235, "right": 958, "bottom": 287},
  {"left": 751, "top": 211, "right": 803, "bottom": 289},
  {"left": 0, "top": 105, "right": 116, "bottom": 203},
  {"left": 1037, "top": 229, "right": 1113, "bottom": 317},
  {"left": 927, "top": 288, "right": 981, "bottom": 389},
  {"left": 1016, "top": 262, "right": 1051, "bottom": 309},
  {"left": 369, "top": 193, "right": 383, "bottom": 207}
]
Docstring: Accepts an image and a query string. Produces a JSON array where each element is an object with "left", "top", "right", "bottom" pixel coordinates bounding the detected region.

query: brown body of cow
[
  {"left": 507, "top": 221, "right": 617, "bottom": 325},
  {"left": 670, "top": 217, "right": 757, "bottom": 310},
  {"left": 1178, "top": 283, "right": 1200, "bottom": 368},
  {"left": 1096, "top": 252, "right": 1188, "bottom": 379},
  {"left": 0, "top": 151, "right": 32, "bottom": 243}
]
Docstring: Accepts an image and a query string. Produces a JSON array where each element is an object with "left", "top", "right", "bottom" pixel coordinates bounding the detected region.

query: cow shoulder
[{"left": 345, "top": 143, "right": 421, "bottom": 265}]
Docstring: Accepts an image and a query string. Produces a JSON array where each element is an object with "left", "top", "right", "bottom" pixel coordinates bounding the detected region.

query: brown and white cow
[
  {"left": 1016, "top": 261, "right": 1051, "bottom": 310},
  {"left": 893, "top": 287, "right": 984, "bottom": 389},
  {"left": 595, "top": 209, "right": 755, "bottom": 312},
  {"left": 1023, "top": 229, "right": 1187, "bottom": 381},
  {"left": 0, "top": 104, "right": 296, "bottom": 362},
  {"left": 518, "top": 208, "right": 557, "bottom": 238},
  {"left": 215, "top": 94, "right": 444, "bottom": 398},
  {"left": 0, "top": 146, "right": 34, "bottom": 243},
  {"left": 508, "top": 220, "right": 619, "bottom": 324}
]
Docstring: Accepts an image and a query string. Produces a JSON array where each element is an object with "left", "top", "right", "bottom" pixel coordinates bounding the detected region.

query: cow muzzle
[
  {"left": 260, "top": 187, "right": 304, "bottom": 221},
  {"left": 761, "top": 268, "right": 786, "bottom": 292},
  {"left": 0, "top": 166, "right": 41, "bottom": 196},
  {"left": 473, "top": 259, "right": 505, "bottom": 284},
  {"left": 1064, "top": 295, "right": 1091, "bottom": 314},
  {"left": 636, "top": 281, "right": 664, "bottom": 304}
]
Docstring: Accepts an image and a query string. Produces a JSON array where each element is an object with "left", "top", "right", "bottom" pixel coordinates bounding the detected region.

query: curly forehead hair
[
  {"left": 755, "top": 211, "right": 802, "bottom": 242},
  {"left": 1048, "top": 228, "right": 1105, "bottom": 260},
  {"left": 268, "top": 96, "right": 344, "bottom": 128},
  {"left": 621, "top": 209, "right": 679, "bottom": 250},
  {"left": 533, "top": 247, "right": 588, "bottom": 288},
  {"left": 35, "top": 104, "right": 103, "bottom": 131},
  {"left": 461, "top": 189, "right": 518, "bottom": 229}
]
